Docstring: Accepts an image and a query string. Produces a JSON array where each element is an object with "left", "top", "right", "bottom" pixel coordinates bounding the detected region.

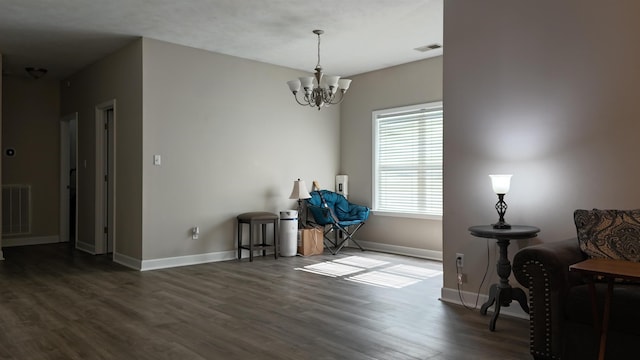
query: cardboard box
[{"left": 298, "top": 227, "right": 324, "bottom": 256}]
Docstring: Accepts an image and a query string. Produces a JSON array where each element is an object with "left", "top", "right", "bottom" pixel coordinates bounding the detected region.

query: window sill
[{"left": 371, "top": 211, "right": 442, "bottom": 221}]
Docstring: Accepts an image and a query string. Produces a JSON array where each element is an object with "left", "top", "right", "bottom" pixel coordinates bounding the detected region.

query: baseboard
[
  {"left": 439, "top": 287, "right": 529, "bottom": 320},
  {"left": 140, "top": 250, "right": 238, "bottom": 271},
  {"left": 75, "top": 241, "right": 96, "bottom": 254},
  {"left": 115, "top": 249, "right": 278, "bottom": 272},
  {"left": 2, "top": 235, "right": 60, "bottom": 247},
  {"left": 113, "top": 252, "right": 142, "bottom": 270},
  {"left": 73, "top": 238, "right": 441, "bottom": 272},
  {"left": 353, "top": 239, "right": 442, "bottom": 261}
]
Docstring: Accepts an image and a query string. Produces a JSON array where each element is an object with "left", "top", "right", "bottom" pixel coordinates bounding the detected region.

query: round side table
[{"left": 468, "top": 225, "right": 540, "bottom": 331}]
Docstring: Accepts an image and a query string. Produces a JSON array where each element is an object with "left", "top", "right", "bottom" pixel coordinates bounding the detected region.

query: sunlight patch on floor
[
  {"left": 295, "top": 262, "right": 365, "bottom": 277},
  {"left": 332, "top": 256, "right": 389, "bottom": 269},
  {"left": 296, "top": 256, "right": 442, "bottom": 289},
  {"left": 346, "top": 271, "right": 422, "bottom": 288},
  {"left": 381, "top": 264, "right": 442, "bottom": 279}
]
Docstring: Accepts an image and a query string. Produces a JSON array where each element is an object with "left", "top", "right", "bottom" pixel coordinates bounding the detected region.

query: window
[{"left": 372, "top": 102, "right": 443, "bottom": 218}]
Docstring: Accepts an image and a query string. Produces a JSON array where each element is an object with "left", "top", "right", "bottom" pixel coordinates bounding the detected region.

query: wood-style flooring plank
[{"left": 0, "top": 244, "right": 530, "bottom": 359}]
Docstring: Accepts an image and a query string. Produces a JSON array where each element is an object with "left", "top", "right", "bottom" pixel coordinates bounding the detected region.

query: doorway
[
  {"left": 94, "top": 100, "right": 116, "bottom": 255},
  {"left": 59, "top": 113, "right": 78, "bottom": 247}
]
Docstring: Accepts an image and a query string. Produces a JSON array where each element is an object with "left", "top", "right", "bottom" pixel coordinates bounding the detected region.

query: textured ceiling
[{"left": 0, "top": 0, "right": 443, "bottom": 80}]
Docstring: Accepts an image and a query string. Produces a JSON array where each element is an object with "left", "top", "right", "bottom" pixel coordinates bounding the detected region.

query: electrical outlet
[
  {"left": 457, "top": 273, "right": 466, "bottom": 284},
  {"left": 192, "top": 226, "right": 199, "bottom": 240},
  {"left": 456, "top": 253, "right": 464, "bottom": 268}
]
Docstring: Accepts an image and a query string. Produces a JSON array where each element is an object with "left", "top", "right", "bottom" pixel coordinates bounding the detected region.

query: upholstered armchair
[
  {"left": 306, "top": 190, "right": 369, "bottom": 254},
  {"left": 513, "top": 209, "right": 640, "bottom": 360}
]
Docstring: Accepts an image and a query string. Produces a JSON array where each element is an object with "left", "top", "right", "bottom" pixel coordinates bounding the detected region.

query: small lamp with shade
[{"left": 489, "top": 174, "right": 512, "bottom": 229}]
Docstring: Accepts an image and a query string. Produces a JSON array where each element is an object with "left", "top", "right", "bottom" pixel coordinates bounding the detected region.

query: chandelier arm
[
  {"left": 305, "top": 91, "right": 316, "bottom": 106},
  {"left": 319, "top": 87, "right": 334, "bottom": 103},
  {"left": 327, "top": 90, "right": 346, "bottom": 105},
  {"left": 292, "top": 92, "right": 310, "bottom": 106}
]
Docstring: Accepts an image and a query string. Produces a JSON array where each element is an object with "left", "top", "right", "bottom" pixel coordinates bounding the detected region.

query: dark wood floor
[{"left": 0, "top": 244, "right": 530, "bottom": 360}]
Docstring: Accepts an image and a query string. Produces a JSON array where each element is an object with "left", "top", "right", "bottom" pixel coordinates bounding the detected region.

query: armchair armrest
[
  {"left": 345, "top": 204, "right": 370, "bottom": 222},
  {"left": 306, "top": 204, "right": 336, "bottom": 225},
  {"left": 513, "top": 238, "right": 587, "bottom": 360}
]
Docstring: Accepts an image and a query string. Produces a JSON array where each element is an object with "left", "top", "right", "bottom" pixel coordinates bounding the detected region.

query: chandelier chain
[{"left": 316, "top": 32, "right": 321, "bottom": 68}]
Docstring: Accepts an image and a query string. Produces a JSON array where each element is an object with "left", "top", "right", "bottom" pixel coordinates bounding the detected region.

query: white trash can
[{"left": 279, "top": 210, "right": 298, "bottom": 256}]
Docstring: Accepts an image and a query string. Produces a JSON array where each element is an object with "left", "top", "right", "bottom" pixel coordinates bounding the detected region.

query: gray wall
[
  {"left": 0, "top": 53, "right": 3, "bottom": 258},
  {"left": 2, "top": 76, "right": 60, "bottom": 242},
  {"left": 443, "top": 1, "right": 640, "bottom": 296},
  {"left": 140, "top": 38, "right": 339, "bottom": 261},
  {"left": 340, "top": 57, "right": 443, "bottom": 257},
  {"left": 3, "top": 36, "right": 441, "bottom": 265},
  {"left": 61, "top": 39, "right": 143, "bottom": 259}
]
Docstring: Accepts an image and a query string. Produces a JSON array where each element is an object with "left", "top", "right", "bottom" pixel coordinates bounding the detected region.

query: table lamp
[
  {"left": 289, "top": 178, "right": 311, "bottom": 227},
  {"left": 489, "top": 174, "right": 512, "bottom": 229}
]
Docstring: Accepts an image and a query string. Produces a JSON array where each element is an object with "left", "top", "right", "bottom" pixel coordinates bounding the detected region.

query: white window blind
[{"left": 373, "top": 102, "right": 443, "bottom": 217}]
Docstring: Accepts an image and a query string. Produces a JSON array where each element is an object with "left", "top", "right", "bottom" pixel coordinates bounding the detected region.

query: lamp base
[
  {"left": 493, "top": 194, "right": 510, "bottom": 229},
  {"left": 492, "top": 222, "right": 512, "bottom": 230}
]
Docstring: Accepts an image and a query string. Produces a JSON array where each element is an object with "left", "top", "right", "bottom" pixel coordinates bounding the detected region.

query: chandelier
[{"left": 286, "top": 30, "right": 352, "bottom": 110}]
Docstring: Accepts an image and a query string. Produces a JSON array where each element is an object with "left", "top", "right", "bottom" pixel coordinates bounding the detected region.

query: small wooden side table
[
  {"left": 237, "top": 212, "right": 279, "bottom": 262},
  {"left": 468, "top": 225, "right": 540, "bottom": 331},
  {"left": 569, "top": 258, "right": 640, "bottom": 360}
]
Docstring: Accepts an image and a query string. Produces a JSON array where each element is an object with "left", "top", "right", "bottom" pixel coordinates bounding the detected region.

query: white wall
[
  {"left": 340, "top": 57, "right": 443, "bottom": 258},
  {"left": 443, "top": 1, "right": 640, "bottom": 297},
  {"left": 141, "top": 38, "right": 340, "bottom": 261}
]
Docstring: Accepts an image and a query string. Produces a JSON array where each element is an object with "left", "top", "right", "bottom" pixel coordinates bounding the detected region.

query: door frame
[
  {"left": 59, "top": 112, "right": 78, "bottom": 246},
  {"left": 94, "top": 100, "right": 116, "bottom": 256}
]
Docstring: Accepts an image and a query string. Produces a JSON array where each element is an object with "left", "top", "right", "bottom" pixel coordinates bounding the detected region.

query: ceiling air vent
[{"left": 414, "top": 44, "right": 442, "bottom": 52}]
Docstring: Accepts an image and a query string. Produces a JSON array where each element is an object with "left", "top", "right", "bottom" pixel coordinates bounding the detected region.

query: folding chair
[{"left": 306, "top": 190, "right": 370, "bottom": 255}]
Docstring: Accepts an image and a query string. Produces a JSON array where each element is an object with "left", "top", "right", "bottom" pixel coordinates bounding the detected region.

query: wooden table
[
  {"left": 468, "top": 225, "right": 540, "bottom": 331},
  {"left": 569, "top": 258, "right": 640, "bottom": 360}
]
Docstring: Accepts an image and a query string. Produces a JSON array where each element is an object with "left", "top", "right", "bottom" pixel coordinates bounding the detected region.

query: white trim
[
  {"left": 94, "top": 100, "right": 116, "bottom": 256},
  {"left": 59, "top": 113, "right": 78, "bottom": 246},
  {"left": 76, "top": 240, "right": 96, "bottom": 255},
  {"left": 353, "top": 239, "right": 442, "bottom": 261},
  {"left": 60, "top": 119, "right": 70, "bottom": 243},
  {"left": 440, "top": 287, "right": 529, "bottom": 320},
  {"left": 92, "top": 242, "right": 442, "bottom": 273},
  {"left": 140, "top": 250, "right": 238, "bottom": 271},
  {"left": 2, "top": 235, "right": 60, "bottom": 247},
  {"left": 372, "top": 211, "right": 442, "bottom": 221},
  {"left": 113, "top": 252, "right": 142, "bottom": 270}
]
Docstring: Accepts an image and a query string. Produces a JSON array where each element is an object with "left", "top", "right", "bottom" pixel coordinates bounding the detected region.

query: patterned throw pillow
[{"left": 574, "top": 209, "right": 640, "bottom": 262}]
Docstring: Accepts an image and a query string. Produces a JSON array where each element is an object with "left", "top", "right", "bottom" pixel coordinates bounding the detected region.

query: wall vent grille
[{"left": 2, "top": 184, "right": 31, "bottom": 236}]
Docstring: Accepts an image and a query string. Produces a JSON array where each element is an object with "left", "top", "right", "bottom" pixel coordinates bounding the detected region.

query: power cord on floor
[{"left": 457, "top": 239, "right": 490, "bottom": 310}]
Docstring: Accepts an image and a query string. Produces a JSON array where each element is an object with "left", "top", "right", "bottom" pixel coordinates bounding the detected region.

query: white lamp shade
[
  {"left": 287, "top": 79, "right": 301, "bottom": 92},
  {"left": 299, "top": 76, "right": 314, "bottom": 89},
  {"left": 489, "top": 174, "right": 512, "bottom": 194},
  {"left": 324, "top": 75, "right": 340, "bottom": 88},
  {"left": 338, "top": 78, "right": 352, "bottom": 91},
  {"left": 289, "top": 179, "right": 312, "bottom": 200}
]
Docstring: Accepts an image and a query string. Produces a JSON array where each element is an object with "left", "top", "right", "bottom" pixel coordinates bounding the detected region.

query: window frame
[{"left": 371, "top": 101, "right": 443, "bottom": 220}]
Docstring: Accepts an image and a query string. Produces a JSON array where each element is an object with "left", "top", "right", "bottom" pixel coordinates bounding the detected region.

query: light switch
[{"left": 154, "top": 155, "right": 161, "bottom": 166}]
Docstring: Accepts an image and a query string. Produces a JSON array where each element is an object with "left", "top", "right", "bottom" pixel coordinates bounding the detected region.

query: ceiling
[{"left": 0, "top": 0, "right": 443, "bottom": 80}]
